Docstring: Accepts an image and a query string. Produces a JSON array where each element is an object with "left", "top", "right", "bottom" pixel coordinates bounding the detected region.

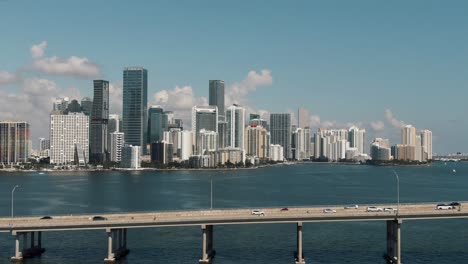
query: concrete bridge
[{"left": 1, "top": 202, "right": 467, "bottom": 264}]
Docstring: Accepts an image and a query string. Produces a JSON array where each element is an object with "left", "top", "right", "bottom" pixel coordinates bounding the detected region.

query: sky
[{"left": 0, "top": 0, "right": 467, "bottom": 154}]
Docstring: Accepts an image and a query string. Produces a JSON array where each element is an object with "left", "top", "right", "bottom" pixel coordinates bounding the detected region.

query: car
[
  {"left": 91, "top": 216, "right": 108, "bottom": 221},
  {"left": 449, "top": 202, "right": 461, "bottom": 207},
  {"left": 384, "top": 207, "right": 397, "bottom": 212},
  {"left": 436, "top": 204, "right": 453, "bottom": 210},
  {"left": 280, "top": 208, "right": 289, "bottom": 211},
  {"left": 367, "top": 206, "right": 383, "bottom": 212},
  {"left": 344, "top": 205, "right": 359, "bottom": 209},
  {"left": 251, "top": 210, "right": 265, "bottom": 216},
  {"left": 40, "top": 216, "right": 53, "bottom": 220},
  {"left": 323, "top": 209, "right": 337, "bottom": 214}
]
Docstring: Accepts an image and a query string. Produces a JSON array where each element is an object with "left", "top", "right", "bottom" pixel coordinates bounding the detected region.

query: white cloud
[
  {"left": 109, "top": 82, "right": 123, "bottom": 115},
  {"left": 370, "top": 120, "right": 385, "bottom": 131},
  {"left": 32, "top": 56, "right": 100, "bottom": 78},
  {"left": 226, "top": 69, "right": 273, "bottom": 106},
  {"left": 31, "top": 41, "right": 48, "bottom": 58},
  {"left": 0, "top": 71, "right": 17, "bottom": 85},
  {"left": 385, "top": 109, "right": 406, "bottom": 128},
  {"left": 152, "top": 85, "right": 208, "bottom": 124}
]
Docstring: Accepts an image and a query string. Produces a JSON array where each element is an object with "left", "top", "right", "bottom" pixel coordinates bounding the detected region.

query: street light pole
[
  {"left": 393, "top": 170, "right": 400, "bottom": 217},
  {"left": 11, "top": 185, "right": 19, "bottom": 219}
]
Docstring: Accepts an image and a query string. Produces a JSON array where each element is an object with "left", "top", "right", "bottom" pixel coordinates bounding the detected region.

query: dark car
[
  {"left": 449, "top": 202, "right": 461, "bottom": 207},
  {"left": 91, "top": 216, "right": 107, "bottom": 221},
  {"left": 40, "top": 216, "right": 53, "bottom": 220},
  {"left": 280, "top": 208, "right": 289, "bottom": 211}
]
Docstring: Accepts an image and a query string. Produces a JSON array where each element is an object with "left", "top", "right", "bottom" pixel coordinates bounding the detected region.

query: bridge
[{"left": 1, "top": 202, "right": 467, "bottom": 264}]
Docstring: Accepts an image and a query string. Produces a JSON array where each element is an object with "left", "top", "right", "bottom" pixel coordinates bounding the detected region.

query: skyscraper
[
  {"left": 421, "top": 129, "right": 433, "bottom": 160},
  {"left": 298, "top": 107, "right": 309, "bottom": 128},
  {"left": 192, "top": 105, "right": 218, "bottom": 154},
  {"left": 0, "top": 121, "right": 30, "bottom": 165},
  {"left": 109, "top": 132, "right": 124, "bottom": 162},
  {"left": 39, "top": 137, "right": 50, "bottom": 158},
  {"left": 89, "top": 80, "right": 110, "bottom": 163},
  {"left": 348, "top": 126, "right": 366, "bottom": 155},
  {"left": 50, "top": 113, "right": 89, "bottom": 165},
  {"left": 147, "top": 105, "right": 165, "bottom": 144},
  {"left": 80, "top": 97, "right": 93, "bottom": 116},
  {"left": 123, "top": 67, "right": 148, "bottom": 154},
  {"left": 209, "top": 80, "right": 225, "bottom": 121},
  {"left": 270, "top": 113, "right": 291, "bottom": 159},
  {"left": 226, "top": 104, "right": 245, "bottom": 150},
  {"left": 245, "top": 124, "right": 270, "bottom": 159},
  {"left": 402, "top": 125, "right": 416, "bottom": 146}
]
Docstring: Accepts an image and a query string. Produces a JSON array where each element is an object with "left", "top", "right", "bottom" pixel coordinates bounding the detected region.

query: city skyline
[{"left": 0, "top": 1, "right": 467, "bottom": 153}]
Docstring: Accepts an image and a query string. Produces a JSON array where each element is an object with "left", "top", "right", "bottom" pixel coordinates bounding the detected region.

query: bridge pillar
[
  {"left": 199, "top": 225, "right": 215, "bottom": 264},
  {"left": 385, "top": 219, "right": 402, "bottom": 264},
  {"left": 295, "top": 222, "right": 305, "bottom": 264},
  {"left": 10, "top": 231, "right": 45, "bottom": 262},
  {"left": 104, "top": 228, "right": 129, "bottom": 263}
]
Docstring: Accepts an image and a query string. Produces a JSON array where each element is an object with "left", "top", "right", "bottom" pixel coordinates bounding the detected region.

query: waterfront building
[
  {"left": 197, "top": 129, "right": 218, "bottom": 155},
  {"left": 122, "top": 67, "right": 148, "bottom": 154},
  {"left": 38, "top": 137, "right": 50, "bottom": 158},
  {"left": 50, "top": 113, "right": 89, "bottom": 165},
  {"left": 226, "top": 104, "right": 245, "bottom": 150},
  {"left": 150, "top": 141, "right": 173, "bottom": 164},
  {"left": 402, "top": 125, "right": 416, "bottom": 146},
  {"left": 209, "top": 80, "right": 225, "bottom": 121},
  {"left": 80, "top": 97, "right": 93, "bottom": 116},
  {"left": 109, "top": 132, "right": 124, "bottom": 162},
  {"left": 270, "top": 113, "right": 291, "bottom": 159},
  {"left": 217, "top": 121, "right": 228, "bottom": 149},
  {"left": 244, "top": 125, "right": 270, "bottom": 160},
  {"left": 147, "top": 105, "right": 165, "bottom": 144},
  {"left": 121, "top": 145, "right": 141, "bottom": 169},
  {"left": 192, "top": 105, "right": 218, "bottom": 154},
  {"left": 89, "top": 80, "right": 110, "bottom": 164},
  {"left": 270, "top": 144, "right": 284, "bottom": 161},
  {"left": 294, "top": 127, "right": 311, "bottom": 160},
  {"left": 298, "top": 107, "right": 309, "bottom": 128},
  {"left": 314, "top": 129, "right": 348, "bottom": 161},
  {"left": 0, "top": 121, "right": 30, "bottom": 165},
  {"left": 415, "top": 135, "right": 422, "bottom": 162},
  {"left": 180, "top": 130, "right": 193, "bottom": 161},
  {"left": 394, "top": 144, "right": 416, "bottom": 161},
  {"left": 370, "top": 138, "right": 391, "bottom": 161},
  {"left": 421, "top": 130, "right": 433, "bottom": 160},
  {"left": 349, "top": 126, "right": 366, "bottom": 155}
]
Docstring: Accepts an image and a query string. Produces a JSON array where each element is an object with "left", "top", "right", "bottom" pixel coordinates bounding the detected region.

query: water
[{"left": 0, "top": 162, "right": 467, "bottom": 263}]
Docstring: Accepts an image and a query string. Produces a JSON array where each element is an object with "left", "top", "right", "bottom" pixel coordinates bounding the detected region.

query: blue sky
[{"left": 0, "top": 0, "right": 467, "bottom": 153}]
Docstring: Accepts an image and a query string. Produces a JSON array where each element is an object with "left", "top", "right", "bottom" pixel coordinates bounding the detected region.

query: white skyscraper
[
  {"left": 50, "top": 113, "right": 89, "bottom": 165},
  {"left": 270, "top": 144, "right": 284, "bottom": 161},
  {"left": 226, "top": 104, "right": 245, "bottom": 151},
  {"left": 121, "top": 145, "right": 141, "bottom": 169},
  {"left": 421, "top": 129, "right": 433, "bottom": 160},
  {"left": 348, "top": 126, "right": 366, "bottom": 155},
  {"left": 180, "top": 130, "right": 193, "bottom": 161},
  {"left": 192, "top": 105, "right": 218, "bottom": 154},
  {"left": 109, "top": 132, "right": 125, "bottom": 162},
  {"left": 294, "top": 127, "right": 311, "bottom": 160},
  {"left": 402, "top": 125, "right": 416, "bottom": 146},
  {"left": 197, "top": 129, "right": 218, "bottom": 155}
]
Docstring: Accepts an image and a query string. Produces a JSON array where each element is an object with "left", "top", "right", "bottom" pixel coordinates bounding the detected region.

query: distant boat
[
  {"left": 38, "top": 172, "right": 45, "bottom": 175},
  {"left": 453, "top": 169, "right": 456, "bottom": 173}
]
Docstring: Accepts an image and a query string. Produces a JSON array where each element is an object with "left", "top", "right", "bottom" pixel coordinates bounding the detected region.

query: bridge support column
[
  {"left": 385, "top": 219, "right": 402, "bottom": 264},
  {"left": 11, "top": 231, "right": 45, "bottom": 262},
  {"left": 199, "top": 225, "right": 215, "bottom": 264},
  {"left": 295, "top": 222, "right": 305, "bottom": 264},
  {"left": 104, "top": 228, "right": 129, "bottom": 263}
]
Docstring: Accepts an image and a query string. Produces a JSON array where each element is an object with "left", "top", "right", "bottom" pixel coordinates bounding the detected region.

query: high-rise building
[
  {"left": 197, "top": 129, "right": 218, "bottom": 155},
  {"left": 209, "top": 80, "right": 225, "bottom": 121},
  {"left": 394, "top": 144, "right": 416, "bottom": 161},
  {"left": 250, "top": 118, "right": 269, "bottom": 131},
  {"left": 245, "top": 125, "right": 270, "bottom": 159},
  {"left": 123, "top": 67, "right": 148, "bottom": 154},
  {"left": 415, "top": 135, "right": 422, "bottom": 162},
  {"left": 249, "top": 113, "right": 261, "bottom": 120},
  {"left": 349, "top": 126, "right": 366, "bottom": 155},
  {"left": 226, "top": 104, "right": 245, "bottom": 150},
  {"left": 80, "top": 97, "right": 93, "bottom": 116},
  {"left": 370, "top": 138, "right": 391, "bottom": 161},
  {"left": 50, "top": 113, "right": 89, "bottom": 165},
  {"left": 121, "top": 145, "right": 141, "bottom": 169},
  {"left": 147, "top": 105, "right": 165, "bottom": 144},
  {"left": 53, "top": 97, "right": 70, "bottom": 113},
  {"left": 402, "top": 125, "right": 416, "bottom": 146},
  {"left": 217, "top": 121, "right": 228, "bottom": 149},
  {"left": 421, "top": 130, "right": 433, "bottom": 160},
  {"left": 298, "top": 107, "right": 309, "bottom": 128},
  {"left": 180, "top": 131, "right": 193, "bottom": 161},
  {"left": 150, "top": 141, "right": 173, "bottom": 164},
  {"left": 109, "top": 132, "right": 124, "bottom": 162},
  {"left": 192, "top": 105, "right": 218, "bottom": 154},
  {"left": 270, "top": 144, "right": 284, "bottom": 161},
  {"left": 89, "top": 80, "right": 110, "bottom": 163},
  {"left": 294, "top": 127, "right": 311, "bottom": 160},
  {"left": 67, "top": 100, "right": 82, "bottom": 113},
  {"left": 0, "top": 121, "right": 30, "bottom": 165},
  {"left": 38, "top": 137, "right": 50, "bottom": 158},
  {"left": 270, "top": 113, "right": 291, "bottom": 159},
  {"left": 108, "top": 114, "right": 121, "bottom": 134}
]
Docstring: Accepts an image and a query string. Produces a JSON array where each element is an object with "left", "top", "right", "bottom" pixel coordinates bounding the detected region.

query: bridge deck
[{"left": 1, "top": 203, "right": 467, "bottom": 233}]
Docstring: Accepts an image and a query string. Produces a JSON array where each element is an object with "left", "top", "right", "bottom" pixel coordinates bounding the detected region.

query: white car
[
  {"left": 251, "top": 210, "right": 265, "bottom": 216},
  {"left": 367, "top": 206, "right": 383, "bottom": 212},
  {"left": 436, "top": 204, "right": 453, "bottom": 210},
  {"left": 344, "top": 205, "right": 359, "bottom": 209},
  {"left": 323, "top": 209, "right": 337, "bottom": 214},
  {"left": 384, "top": 207, "right": 397, "bottom": 212}
]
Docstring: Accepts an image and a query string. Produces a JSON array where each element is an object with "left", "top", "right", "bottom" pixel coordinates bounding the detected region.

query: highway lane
[{"left": 1, "top": 202, "right": 467, "bottom": 232}]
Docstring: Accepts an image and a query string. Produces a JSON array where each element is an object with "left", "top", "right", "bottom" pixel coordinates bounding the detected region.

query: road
[{"left": 1, "top": 202, "right": 467, "bottom": 232}]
